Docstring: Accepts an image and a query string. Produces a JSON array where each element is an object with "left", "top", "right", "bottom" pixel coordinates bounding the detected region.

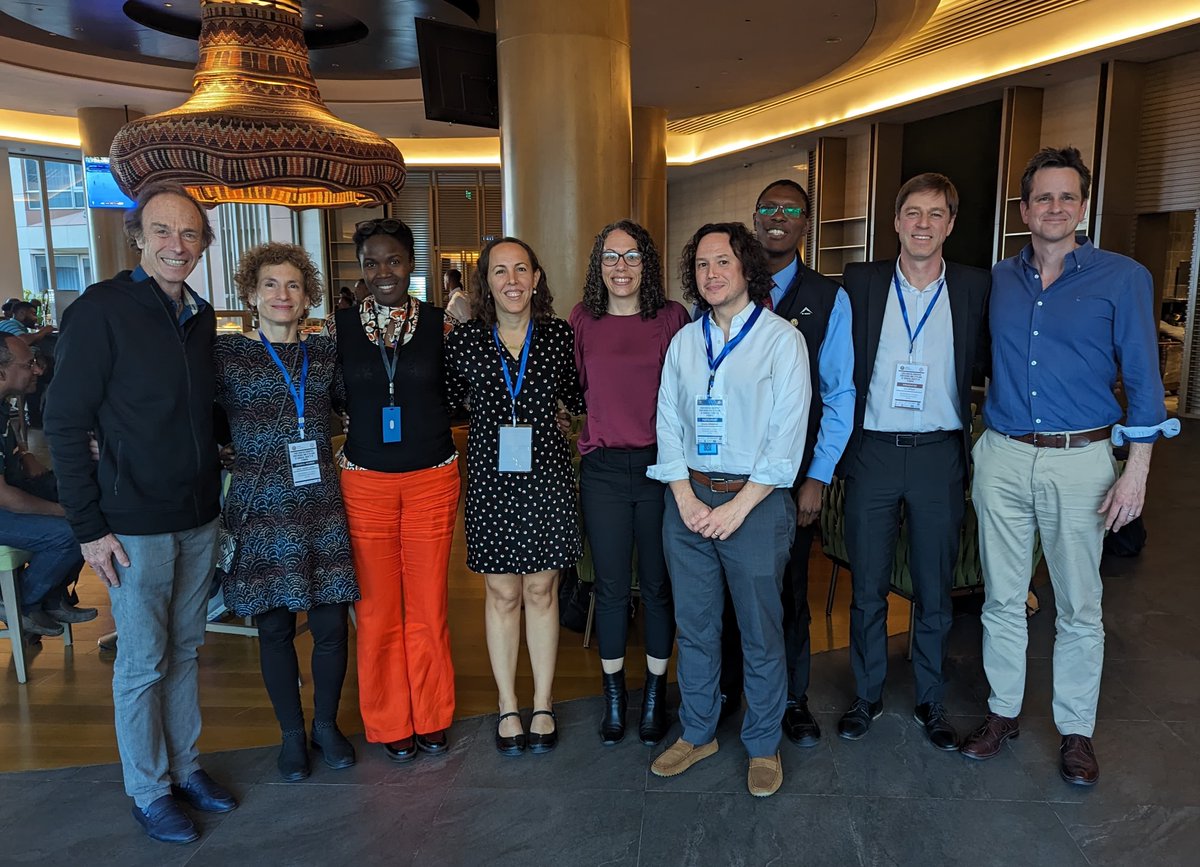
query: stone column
[
  {"left": 77, "top": 107, "right": 143, "bottom": 284},
  {"left": 632, "top": 106, "right": 668, "bottom": 258},
  {"left": 496, "top": 0, "right": 632, "bottom": 313}
]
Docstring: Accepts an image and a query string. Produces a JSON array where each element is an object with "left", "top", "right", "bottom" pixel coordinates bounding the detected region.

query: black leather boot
[
  {"left": 277, "top": 729, "right": 310, "bottom": 781},
  {"left": 639, "top": 670, "right": 670, "bottom": 745},
  {"left": 311, "top": 720, "right": 356, "bottom": 769},
  {"left": 600, "top": 669, "right": 627, "bottom": 744}
]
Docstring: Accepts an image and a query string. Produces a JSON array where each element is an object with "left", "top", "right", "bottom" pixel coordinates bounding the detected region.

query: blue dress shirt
[
  {"left": 132, "top": 265, "right": 207, "bottom": 328},
  {"left": 984, "top": 240, "right": 1166, "bottom": 443}
]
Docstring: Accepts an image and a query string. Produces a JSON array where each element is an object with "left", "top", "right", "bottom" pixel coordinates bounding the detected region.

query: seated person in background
[
  {"left": 0, "top": 301, "right": 54, "bottom": 346},
  {"left": 443, "top": 268, "right": 471, "bottom": 323},
  {"left": 0, "top": 333, "right": 95, "bottom": 636}
]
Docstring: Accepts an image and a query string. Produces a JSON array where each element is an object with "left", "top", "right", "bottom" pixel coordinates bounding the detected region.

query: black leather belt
[
  {"left": 1007, "top": 428, "right": 1109, "bottom": 449},
  {"left": 862, "top": 429, "right": 957, "bottom": 448}
]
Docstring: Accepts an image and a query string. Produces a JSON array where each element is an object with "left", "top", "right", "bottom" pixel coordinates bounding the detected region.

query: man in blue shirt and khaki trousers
[{"left": 961, "top": 146, "right": 1170, "bottom": 786}]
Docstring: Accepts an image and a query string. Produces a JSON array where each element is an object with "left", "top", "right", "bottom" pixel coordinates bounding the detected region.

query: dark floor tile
[
  {"left": 1103, "top": 612, "right": 1200, "bottom": 662},
  {"left": 451, "top": 697, "right": 648, "bottom": 791},
  {"left": 0, "top": 778, "right": 59, "bottom": 828},
  {"left": 1008, "top": 657, "right": 1156, "bottom": 722},
  {"left": 1054, "top": 803, "right": 1200, "bottom": 866},
  {"left": 2, "top": 780, "right": 222, "bottom": 865},
  {"left": 1014, "top": 719, "right": 1200, "bottom": 807},
  {"left": 187, "top": 782, "right": 443, "bottom": 867},
  {"left": 0, "top": 765, "right": 81, "bottom": 783},
  {"left": 415, "top": 787, "right": 641, "bottom": 867},
  {"left": 640, "top": 791, "right": 861, "bottom": 867},
  {"left": 829, "top": 711, "right": 1043, "bottom": 801},
  {"left": 1107, "top": 658, "right": 1200, "bottom": 721},
  {"left": 849, "top": 798, "right": 1088, "bottom": 867}
]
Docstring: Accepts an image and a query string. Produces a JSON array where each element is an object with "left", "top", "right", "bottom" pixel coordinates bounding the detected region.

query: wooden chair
[{"left": 1, "top": 545, "right": 73, "bottom": 684}]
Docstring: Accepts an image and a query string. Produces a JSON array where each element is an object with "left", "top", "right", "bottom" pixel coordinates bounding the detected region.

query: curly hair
[
  {"left": 1020, "top": 145, "right": 1091, "bottom": 203},
  {"left": 123, "top": 181, "right": 214, "bottom": 251},
  {"left": 579, "top": 219, "right": 667, "bottom": 320},
  {"left": 473, "top": 236, "right": 556, "bottom": 327},
  {"left": 233, "top": 242, "right": 324, "bottom": 317},
  {"left": 678, "top": 222, "right": 772, "bottom": 313}
]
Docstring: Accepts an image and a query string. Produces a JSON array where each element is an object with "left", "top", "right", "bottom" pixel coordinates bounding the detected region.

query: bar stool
[{"left": 0, "top": 545, "right": 73, "bottom": 684}]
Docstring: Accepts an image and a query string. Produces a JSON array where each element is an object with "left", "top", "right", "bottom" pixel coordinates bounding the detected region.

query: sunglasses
[
  {"left": 355, "top": 219, "right": 405, "bottom": 236},
  {"left": 756, "top": 204, "right": 807, "bottom": 219}
]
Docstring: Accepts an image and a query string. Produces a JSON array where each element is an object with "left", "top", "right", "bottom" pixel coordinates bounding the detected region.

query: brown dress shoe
[
  {"left": 959, "top": 713, "right": 1019, "bottom": 760},
  {"left": 651, "top": 738, "right": 718, "bottom": 778},
  {"left": 747, "top": 752, "right": 783, "bottom": 797},
  {"left": 1060, "top": 734, "right": 1099, "bottom": 786}
]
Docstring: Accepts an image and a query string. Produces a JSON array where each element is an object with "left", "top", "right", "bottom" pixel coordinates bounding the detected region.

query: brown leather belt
[
  {"left": 689, "top": 469, "right": 747, "bottom": 493},
  {"left": 1007, "top": 427, "right": 1110, "bottom": 449}
]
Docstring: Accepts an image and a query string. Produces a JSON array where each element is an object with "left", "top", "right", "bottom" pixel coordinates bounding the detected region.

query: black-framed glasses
[
  {"left": 355, "top": 218, "right": 405, "bottom": 236},
  {"left": 600, "top": 250, "right": 644, "bottom": 267},
  {"left": 756, "top": 204, "right": 806, "bottom": 219}
]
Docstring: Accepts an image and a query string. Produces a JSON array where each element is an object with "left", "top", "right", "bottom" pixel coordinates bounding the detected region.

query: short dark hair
[
  {"left": 679, "top": 222, "right": 773, "bottom": 313},
  {"left": 473, "top": 236, "right": 556, "bottom": 327},
  {"left": 10, "top": 301, "right": 34, "bottom": 317},
  {"left": 1020, "top": 146, "right": 1091, "bottom": 203},
  {"left": 353, "top": 218, "right": 415, "bottom": 261},
  {"left": 895, "top": 172, "right": 959, "bottom": 217},
  {"left": 580, "top": 219, "right": 668, "bottom": 320},
  {"left": 445, "top": 268, "right": 462, "bottom": 286},
  {"left": 0, "top": 333, "right": 19, "bottom": 366},
  {"left": 123, "top": 181, "right": 214, "bottom": 251},
  {"left": 755, "top": 179, "right": 811, "bottom": 217}
]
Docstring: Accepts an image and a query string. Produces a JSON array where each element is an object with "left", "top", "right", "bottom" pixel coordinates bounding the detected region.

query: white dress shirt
[
  {"left": 648, "top": 300, "right": 811, "bottom": 488},
  {"left": 863, "top": 261, "right": 961, "bottom": 433}
]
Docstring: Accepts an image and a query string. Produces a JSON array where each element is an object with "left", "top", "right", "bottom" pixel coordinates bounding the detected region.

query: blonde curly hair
[{"left": 233, "top": 242, "right": 324, "bottom": 317}]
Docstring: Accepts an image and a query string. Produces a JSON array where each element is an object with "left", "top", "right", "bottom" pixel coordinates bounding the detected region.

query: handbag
[{"left": 558, "top": 565, "right": 593, "bottom": 633}]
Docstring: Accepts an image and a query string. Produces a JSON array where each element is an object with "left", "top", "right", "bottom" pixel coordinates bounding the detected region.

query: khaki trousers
[{"left": 972, "top": 428, "right": 1116, "bottom": 736}]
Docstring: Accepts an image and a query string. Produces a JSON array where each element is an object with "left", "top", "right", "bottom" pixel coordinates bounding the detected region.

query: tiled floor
[{"left": 2, "top": 432, "right": 1196, "bottom": 865}]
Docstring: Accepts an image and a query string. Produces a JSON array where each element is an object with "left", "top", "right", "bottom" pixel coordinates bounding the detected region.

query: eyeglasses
[
  {"left": 354, "top": 219, "right": 405, "bottom": 236},
  {"left": 10, "top": 357, "right": 40, "bottom": 372},
  {"left": 600, "top": 250, "right": 644, "bottom": 268},
  {"left": 756, "top": 204, "right": 806, "bottom": 219}
]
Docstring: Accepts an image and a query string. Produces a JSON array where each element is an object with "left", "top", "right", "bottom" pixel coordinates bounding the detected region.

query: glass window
[{"left": 22, "top": 159, "right": 85, "bottom": 210}]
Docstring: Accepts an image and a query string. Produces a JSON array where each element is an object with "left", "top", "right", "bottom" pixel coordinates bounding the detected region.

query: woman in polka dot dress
[{"left": 445, "top": 236, "right": 585, "bottom": 756}]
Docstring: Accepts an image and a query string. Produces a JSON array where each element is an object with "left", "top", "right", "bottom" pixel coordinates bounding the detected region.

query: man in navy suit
[{"left": 836, "top": 173, "right": 990, "bottom": 750}]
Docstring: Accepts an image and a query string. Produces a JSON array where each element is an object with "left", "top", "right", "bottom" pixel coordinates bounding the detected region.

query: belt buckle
[{"left": 894, "top": 433, "right": 916, "bottom": 448}]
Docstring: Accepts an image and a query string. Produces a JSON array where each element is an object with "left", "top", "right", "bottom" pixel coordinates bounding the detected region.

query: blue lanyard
[
  {"left": 702, "top": 304, "right": 763, "bottom": 396},
  {"left": 258, "top": 331, "right": 309, "bottom": 438},
  {"left": 492, "top": 320, "right": 533, "bottom": 425},
  {"left": 893, "top": 272, "right": 944, "bottom": 357},
  {"left": 377, "top": 336, "right": 400, "bottom": 406}
]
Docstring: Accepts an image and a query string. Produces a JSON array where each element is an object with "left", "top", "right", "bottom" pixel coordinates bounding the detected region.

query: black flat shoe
[
  {"left": 527, "top": 709, "right": 558, "bottom": 754},
  {"left": 416, "top": 730, "right": 450, "bottom": 755},
  {"left": 600, "top": 670, "right": 627, "bottom": 745},
  {"left": 277, "top": 729, "right": 310, "bottom": 781},
  {"left": 495, "top": 711, "right": 526, "bottom": 757},
  {"left": 384, "top": 737, "right": 418, "bottom": 763}
]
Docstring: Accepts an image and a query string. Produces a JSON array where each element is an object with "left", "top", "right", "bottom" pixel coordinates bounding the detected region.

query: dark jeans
[
  {"left": 580, "top": 447, "right": 674, "bottom": 661},
  {"left": 255, "top": 603, "right": 350, "bottom": 732},
  {"left": 0, "top": 508, "right": 84, "bottom": 614}
]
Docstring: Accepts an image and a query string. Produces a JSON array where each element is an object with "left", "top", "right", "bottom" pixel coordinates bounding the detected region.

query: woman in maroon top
[{"left": 568, "top": 219, "right": 689, "bottom": 746}]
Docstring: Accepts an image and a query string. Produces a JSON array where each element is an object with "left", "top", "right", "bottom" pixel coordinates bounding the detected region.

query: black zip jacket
[{"left": 44, "top": 270, "right": 221, "bottom": 543}]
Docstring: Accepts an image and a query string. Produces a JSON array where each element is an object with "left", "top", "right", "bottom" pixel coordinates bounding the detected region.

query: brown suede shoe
[
  {"left": 651, "top": 738, "right": 718, "bottom": 778},
  {"left": 959, "top": 713, "right": 1020, "bottom": 760},
  {"left": 1060, "top": 734, "right": 1099, "bottom": 786},
  {"left": 747, "top": 752, "right": 783, "bottom": 797}
]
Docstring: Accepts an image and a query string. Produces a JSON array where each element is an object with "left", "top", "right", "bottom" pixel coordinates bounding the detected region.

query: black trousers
[
  {"left": 844, "top": 433, "right": 964, "bottom": 705},
  {"left": 579, "top": 447, "right": 674, "bottom": 662},
  {"left": 720, "top": 514, "right": 816, "bottom": 704},
  {"left": 255, "top": 603, "right": 349, "bottom": 732}
]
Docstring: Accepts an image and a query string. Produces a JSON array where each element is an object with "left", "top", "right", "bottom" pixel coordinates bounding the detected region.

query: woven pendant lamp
[{"left": 110, "top": 0, "right": 406, "bottom": 209}]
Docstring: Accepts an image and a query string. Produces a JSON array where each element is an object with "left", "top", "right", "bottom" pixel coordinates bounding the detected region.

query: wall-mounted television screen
[
  {"left": 84, "top": 156, "right": 136, "bottom": 209},
  {"left": 415, "top": 18, "right": 499, "bottom": 130}
]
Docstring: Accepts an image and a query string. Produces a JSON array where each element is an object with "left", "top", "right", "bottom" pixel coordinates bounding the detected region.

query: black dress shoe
[
  {"left": 277, "top": 729, "right": 310, "bottom": 781},
  {"left": 600, "top": 670, "right": 627, "bottom": 745},
  {"left": 837, "top": 698, "right": 883, "bottom": 740},
  {"left": 384, "top": 737, "right": 418, "bottom": 763},
  {"left": 311, "top": 721, "right": 356, "bottom": 769},
  {"left": 782, "top": 701, "right": 821, "bottom": 748},
  {"left": 914, "top": 702, "right": 958, "bottom": 751},
  {"left": 42, "top": 600, "right": 99, "bottom": 623},
  {"left": 639, "top": 670, "right": 670, "bottom": 746},
  {"left": 172, "top": 770, "right": 237, "bottom": 813},
  {"left": 527, "top": 709, "right": 558, "bottom": 754},
  {"left": 131, "top": 794, "right": 199, "bottom": 845},
  {"left": 495, "top": 711, "right": 526, "bottom": 757},
  {"left": 416, "top": 730, "right": 450, "bottom": 754}
]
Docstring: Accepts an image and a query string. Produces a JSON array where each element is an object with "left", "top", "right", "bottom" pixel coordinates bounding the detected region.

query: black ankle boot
[
  {"left": 639, "top": 670, "right": 670, "bottom": 746},
  {"left": 600, "top": 670, "right": 627, "bottom": 744},
  {"left": 278, "top": 729, "right": 310, "bottom": 781},
  {"left": 311, "top": 721, "right": 356, "bottom": 770}
]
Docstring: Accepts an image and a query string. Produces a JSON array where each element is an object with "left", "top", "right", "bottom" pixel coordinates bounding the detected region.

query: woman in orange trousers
[{"left": 329, "top": 217, "right": 459, "bottom": 761}]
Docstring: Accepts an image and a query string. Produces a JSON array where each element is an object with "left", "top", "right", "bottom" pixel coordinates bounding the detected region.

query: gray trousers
[
  {"left": 109, "top": 519, "right": 219, "bottom": 808},
  {"left": 663, "top": 480, "right": 794, "bottom": 758}
]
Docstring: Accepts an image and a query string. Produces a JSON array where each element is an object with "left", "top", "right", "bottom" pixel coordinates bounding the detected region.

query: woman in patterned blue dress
[{"left": 214, "top": 242, "right": 360, "bottom": 782}]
